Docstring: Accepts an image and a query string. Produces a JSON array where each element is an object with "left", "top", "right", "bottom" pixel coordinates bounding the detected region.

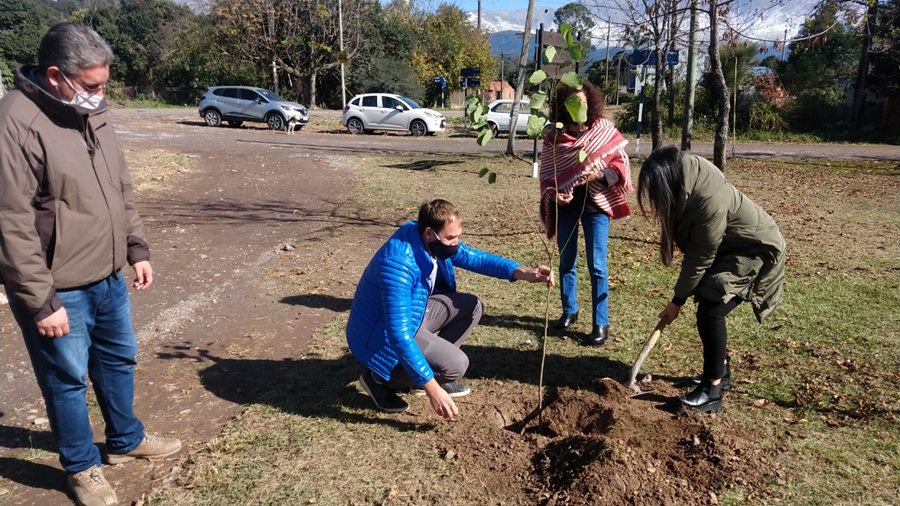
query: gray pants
[{"left": 389, "top": 292, "right": 483, "bottom": 389}]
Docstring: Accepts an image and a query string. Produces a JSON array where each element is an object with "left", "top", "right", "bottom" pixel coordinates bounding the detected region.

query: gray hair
[{"left": 38, "top": 23, "right": 114, "bottom": 76}]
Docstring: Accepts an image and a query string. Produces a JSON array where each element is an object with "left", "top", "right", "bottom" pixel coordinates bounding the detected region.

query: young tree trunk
[
  {"left": 507, "top": 0, "right": 537, "bottom": 155},
  {"left": 0, "top": 67, "right": 6, "bottom": 99},
  {"left": 681, "top": 0, "right": 699, "bottom": 151},
  {"left": 707, "top": 0, "right": 730, "bottom": 172},
  {"left": 309, "top": 69, "right": 318, "bottom": 109},
  {"left": 666, "top": 67, "right": 675, "bottom": 127},
  {"left": 651, "top": 47, "right": 665, "bottom": 150},
  {"left": 850, "top": 0, "right": 878, "bottom": 129}
]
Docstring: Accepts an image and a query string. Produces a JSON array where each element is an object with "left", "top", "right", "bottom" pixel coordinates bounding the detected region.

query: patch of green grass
[
  {"left": 110, "top": 98, "right": 193, "bottom": 109},
  {"left": 151, "top": 152, "right": 899, "bottom": 505}
]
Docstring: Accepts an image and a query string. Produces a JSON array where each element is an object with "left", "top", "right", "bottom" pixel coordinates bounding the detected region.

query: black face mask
[{"left": 429, "top": 232, "right": 459, "bottom": 260}]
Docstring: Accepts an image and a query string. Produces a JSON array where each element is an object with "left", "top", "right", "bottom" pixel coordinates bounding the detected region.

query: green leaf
[
  {"left": 577, "top": 150, "right": 588, "bottom": 163},
  {"left": 472, "top": 105, "right": 485, "bottom": 123},
  {"left": 561, "top": 72, "right": 583, "bottom": 89},
  {"left": 559, "top": 23, "right": 573, "bottom": 41},
  {"left": 477, "top": 128, "right": 493, "bottom": 146},
  {"left": 543, "top": 46, "right": 557, "bottom": 64},
  {"left": 526, "top": 114, "right": 547, "bottom": 138},
  {"left": 555, "top": 122, "right": 564, "bottom": 129},
  {"left": 564, "top": 95, "right": 588, "bottom": 124},
  {"left": 487, "top": 172, "right": 497, "bottom": 184},
  {"left": 529, "top": 91, "right": 548, "bottom": 111},
  {"left": 529, "top": 69, "right": 547, "bottom": 84},
  {"left": 479, "top": 167, "right": 489, "bottom": 177},
  {"left": 567, "top": 43, "right": 584, "bottom": 62}
]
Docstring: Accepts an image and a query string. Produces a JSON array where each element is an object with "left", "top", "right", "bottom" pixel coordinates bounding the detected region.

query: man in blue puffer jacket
[{"left": 347, "top": 199, "right": 553, "bottom": 419}]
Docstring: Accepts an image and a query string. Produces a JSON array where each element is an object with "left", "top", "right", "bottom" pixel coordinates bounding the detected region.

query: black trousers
[{"left": 696, "top": 296, "right": 742, "bottom": 380}]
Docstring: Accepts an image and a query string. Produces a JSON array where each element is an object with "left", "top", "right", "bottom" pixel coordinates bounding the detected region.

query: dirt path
[{"left": 0, "top": 109, "right": 373, "bottom": 504}]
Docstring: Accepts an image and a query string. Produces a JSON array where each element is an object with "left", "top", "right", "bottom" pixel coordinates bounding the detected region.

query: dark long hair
[
  {"left": 638, "top": 146, "right": 684, "bottom": 266},
  {"left": 550, "top": 82, "right": 605, "bottom": 126}
]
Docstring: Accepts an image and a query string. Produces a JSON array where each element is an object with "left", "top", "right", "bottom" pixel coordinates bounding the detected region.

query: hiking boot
[
  {"left": 68, "top": 465, "right": 117, "bottom": 506},
  {"left": 106, "top": 434, "right": 182, "bottom": 465},
  {"left": 359, "top": 370, "right": 409, "bottom": 413}
]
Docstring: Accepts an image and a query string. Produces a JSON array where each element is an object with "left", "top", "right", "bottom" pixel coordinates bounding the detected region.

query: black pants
[{"left": 696, "top": 296, "right": 742, "bottom": 380}]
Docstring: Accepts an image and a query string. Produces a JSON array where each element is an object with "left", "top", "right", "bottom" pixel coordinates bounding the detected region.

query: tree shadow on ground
[
  {"left": 382, "top": 159, "right": 463, "bottom": 171},
  {"left": 279, "top": 294, "right": 352, "bottom": 312}
]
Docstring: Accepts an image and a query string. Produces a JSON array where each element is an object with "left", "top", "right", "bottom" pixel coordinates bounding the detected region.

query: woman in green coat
[{"left": 638, "top": 147, "right": 786, "bottom": 413}]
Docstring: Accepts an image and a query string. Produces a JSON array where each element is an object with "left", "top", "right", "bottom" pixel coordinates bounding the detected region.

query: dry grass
[{"left": 124, "top": 148, "right": 195, "bottom": 194}]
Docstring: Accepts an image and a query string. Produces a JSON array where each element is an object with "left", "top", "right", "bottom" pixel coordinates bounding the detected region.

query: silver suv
[
  {"left": 198, "top": 86, "right": 310, "bottom": 131},
  {"left": 342, "top": 93, "right": 446, "bottom": 136}
]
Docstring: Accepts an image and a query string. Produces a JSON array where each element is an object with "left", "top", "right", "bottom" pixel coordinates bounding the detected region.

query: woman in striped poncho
[{"left": 539, "top": 82, "right": 632, "bottom": 346}]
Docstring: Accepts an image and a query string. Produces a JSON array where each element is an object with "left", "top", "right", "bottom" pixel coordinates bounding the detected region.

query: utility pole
[
  {"left": 507, "top": 0, "right": 537, "bottom": 157},
  {"left": 732, "top": 55, "right": 738, "bottom": 157},
  {"left": 605, "top": 19, "right": 611, "bottom": 87},
  {"left": 681, "top": 0, "right": 698, "bottom": 151},
  {"left": 478, "top": 0, "right": 482, "bottom": 30},
  {"left": 272, "top": 60, "right": 279, "bottom": 96},
  {"left": 339, "top": 0, "right": 346, "bottom": 108}
]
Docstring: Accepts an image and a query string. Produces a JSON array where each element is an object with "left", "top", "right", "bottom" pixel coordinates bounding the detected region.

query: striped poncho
[{"left": 539, "top": 118, "right": 632, "bottom": 238}]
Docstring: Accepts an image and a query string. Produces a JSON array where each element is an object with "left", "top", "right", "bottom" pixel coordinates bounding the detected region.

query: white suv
[{"left": 342, "top": 93, "right": 446, "bottom": 136}]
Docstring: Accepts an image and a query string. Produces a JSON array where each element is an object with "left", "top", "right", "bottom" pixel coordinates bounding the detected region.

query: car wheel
[
  {"left": 489, "top": 123, "right": 499, "bottom": 138},
  {"left": 266, "top": 112, "right": 286, "bottom": 131},
  {"left": 204, "top": 109, "right": 222, "bottom": 127},
  {"left": 410, "top": 119, "right": 427, "bottom": 137},
  {"left": 227, "top": 120, "right": 243, "bottom": 128},
  {"left": 347, "top": 117, "right": 365, "bottom": 134}
]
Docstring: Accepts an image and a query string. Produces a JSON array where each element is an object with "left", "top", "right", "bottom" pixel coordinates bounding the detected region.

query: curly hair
[{"left": 550, "top": 81, "right": 605, "bottom": 127}]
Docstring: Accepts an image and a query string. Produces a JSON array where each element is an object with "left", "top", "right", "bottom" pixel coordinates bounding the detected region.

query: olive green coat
[{"left": 674, "top": 154, "right": 786, "bottom": 322}]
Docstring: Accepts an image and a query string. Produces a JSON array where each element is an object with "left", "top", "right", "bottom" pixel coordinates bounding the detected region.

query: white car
[
  {"left": 484, "top": 99, "right": 531, "bottom": 137},
  {"left": 342, "top": 93, "right": 446, "bottom": 136}
]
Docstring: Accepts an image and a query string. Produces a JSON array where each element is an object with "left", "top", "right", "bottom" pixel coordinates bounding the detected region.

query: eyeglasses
[{"left": 60, "top": 71, "right": 105, "bottom": 96}]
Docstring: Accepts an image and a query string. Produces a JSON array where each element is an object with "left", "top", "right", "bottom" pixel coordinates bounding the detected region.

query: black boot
[
  {"left": 553, "top": 311, "right": 578, "bottom": 332},
  {"left": 681, "top": 380, "right": 724, "bottom": 414},
  {"left": 585, "top": 324, "right": 609, "bottom": 346},
  {"left": 689, "top": 357, "right": 733, "bottom": 390}
]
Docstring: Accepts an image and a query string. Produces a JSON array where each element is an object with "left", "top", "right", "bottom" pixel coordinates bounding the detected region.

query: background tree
[
  {"left": 0, "top": 0, "right": 48, "bottom": 70},
  {"left": 408, "top": 4, "right": 496, "bottom": 92},
  {"left": 779, "top": 0, "right": 860, "bottom": 128},
  {"left": 867, "top": 0, "right": 899, "bottom": 98},
  {"left": 554, "top": 2, "right": 596, "bottom": 51}
]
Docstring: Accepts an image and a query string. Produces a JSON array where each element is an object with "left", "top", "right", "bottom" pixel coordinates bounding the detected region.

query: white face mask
[{"left": 60, "top": 72, "right": 104, "bottom": 112}]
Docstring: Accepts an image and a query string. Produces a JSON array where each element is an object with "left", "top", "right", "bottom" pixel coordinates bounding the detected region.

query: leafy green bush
[{"left": 747, "top": 99, "right": 787, "bottom": 132}]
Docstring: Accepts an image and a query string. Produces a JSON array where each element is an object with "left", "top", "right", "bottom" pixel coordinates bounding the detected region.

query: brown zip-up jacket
[{"left": 0, "top": 65, "right": 149, "bottom": 322}]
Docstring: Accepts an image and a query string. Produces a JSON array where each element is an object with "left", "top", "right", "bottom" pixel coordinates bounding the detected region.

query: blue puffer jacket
[{"left": 346, "top": 221, "right": 520, "bottom": 386}]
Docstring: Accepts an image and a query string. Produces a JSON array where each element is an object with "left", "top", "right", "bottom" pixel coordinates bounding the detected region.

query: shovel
[{"left": 626, "top": 319, "right": 667, "bottom": 395}]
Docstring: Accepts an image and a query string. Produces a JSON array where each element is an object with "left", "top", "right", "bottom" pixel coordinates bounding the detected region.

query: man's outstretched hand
[
  {"left": 424, "top": 379, "right": 458, "bottom": 420},
  {"left": 513, "top": 265, "right": 554, "bottom": 286}
]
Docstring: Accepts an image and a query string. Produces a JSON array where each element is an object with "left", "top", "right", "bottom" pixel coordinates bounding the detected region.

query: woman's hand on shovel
[{"left": 658, "top": 302, "right": 682, "bottom": 327}]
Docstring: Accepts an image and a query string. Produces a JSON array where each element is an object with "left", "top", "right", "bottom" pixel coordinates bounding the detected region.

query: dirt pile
[{"left": 445, "top": 378, "right": 774, "bottom": 505}]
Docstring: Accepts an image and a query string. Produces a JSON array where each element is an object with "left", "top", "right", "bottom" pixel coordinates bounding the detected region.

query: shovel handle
[{"left": 626, "top": 320, "right": 666, "bottom": 388}]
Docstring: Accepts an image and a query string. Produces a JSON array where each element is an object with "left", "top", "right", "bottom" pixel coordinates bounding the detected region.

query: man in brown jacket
[{"left": 0, "top": 23, "right": 180, "bottom": 506}]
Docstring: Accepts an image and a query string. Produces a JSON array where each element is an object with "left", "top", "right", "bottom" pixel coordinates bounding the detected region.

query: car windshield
[
  {"left": 257, "top": 89, "right": 284, "bottom": 102},
  {"left": 397, "top": 96, "right": 421, "bottom": 109}
]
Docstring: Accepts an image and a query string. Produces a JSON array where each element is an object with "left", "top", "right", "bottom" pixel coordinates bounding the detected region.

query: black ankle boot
[
  {"left": 585, "top": 324, "right": 609, "bottom": 346},
  {"left": 690, "top": 359, "right": 733, "bottom": 390},
  {"left": 553, "top": 312, "right": 578, "bottom": 332},
  {"left": 681, "top": 380, "right": 724, "bottom": 414}
]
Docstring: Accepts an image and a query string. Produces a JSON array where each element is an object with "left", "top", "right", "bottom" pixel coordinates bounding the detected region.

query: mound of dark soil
[{"left": 444, "top": 378, "right": 774, "bottom": 505}]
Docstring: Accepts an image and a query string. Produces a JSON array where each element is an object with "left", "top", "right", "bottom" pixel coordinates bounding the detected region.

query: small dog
[{"left": 285, "top": 118, "right": 298, "bottom": 134}]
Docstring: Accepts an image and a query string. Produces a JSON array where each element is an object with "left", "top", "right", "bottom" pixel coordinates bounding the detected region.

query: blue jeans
[
  {"left": 7, "top": 272, "right": 144, "bottom": 473},
  {"left": 556, "top": 205, "right": 610, "bottom": 326}
]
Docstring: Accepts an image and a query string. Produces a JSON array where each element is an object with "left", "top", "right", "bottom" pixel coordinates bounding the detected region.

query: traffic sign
[
  {"left": 433, "top": 76, "right": 446, "bottom": 89},
  {"left": 629, "top": 49, "right": 680, "bottom": 66},
  {"left": 460, "top": 77, "right": 481, "bottom": 87},
  {"left": 460, "top": 67, "right": 481, "bottom": 78}
]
